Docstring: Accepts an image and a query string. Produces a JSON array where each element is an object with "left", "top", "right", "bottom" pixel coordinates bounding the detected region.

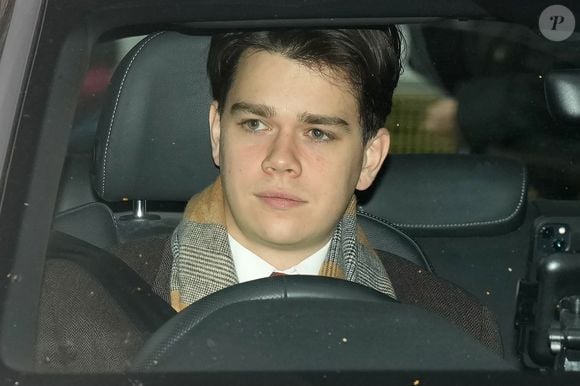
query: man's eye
[
  {"left": 242, "top": 119, "right": 266, "bottom": 131},
  {"left": 308, "top": 128, "right": 331, "bottom": 141}
]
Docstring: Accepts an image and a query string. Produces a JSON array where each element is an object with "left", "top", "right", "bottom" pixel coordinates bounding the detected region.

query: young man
[
  {"left": 155, "top": 28, "right": 503, "bottom": 355},
  {"left": 165, "top": 29, "right": 400, "bottom": 309}
]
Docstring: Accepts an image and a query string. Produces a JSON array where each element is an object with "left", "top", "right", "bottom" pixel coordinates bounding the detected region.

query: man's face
[{"left": 210, "top": 50, "right": 389, "bottom": 265}]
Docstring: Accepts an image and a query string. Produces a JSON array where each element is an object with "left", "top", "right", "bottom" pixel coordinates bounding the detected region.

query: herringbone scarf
[{"left": 169, "top": 179, "right": 396, "bottom": 311}]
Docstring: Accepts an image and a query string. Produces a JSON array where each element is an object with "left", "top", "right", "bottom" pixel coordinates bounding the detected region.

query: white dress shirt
[{"left": 228, "top": 234, "right": 331, "bottom": 283}]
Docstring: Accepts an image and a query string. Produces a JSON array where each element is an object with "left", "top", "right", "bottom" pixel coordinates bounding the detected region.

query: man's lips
[{"left": 255, "top": 191, "right": 307, "bottom": 209}]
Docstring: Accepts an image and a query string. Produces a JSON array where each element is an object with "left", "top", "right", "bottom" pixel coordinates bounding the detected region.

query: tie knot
[{"left": 270, "top": 271, "right": 287, "bottom": 277}]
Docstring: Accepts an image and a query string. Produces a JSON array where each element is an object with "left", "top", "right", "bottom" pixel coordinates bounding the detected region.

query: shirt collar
[{"left": 229, "top": 234, "right": 331, "bottom": 283}]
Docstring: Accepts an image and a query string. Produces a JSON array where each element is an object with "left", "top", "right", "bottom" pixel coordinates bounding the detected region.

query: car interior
[
  {"left": 43, "top": 28, "right": 566, "bottom": 371},
  {"left": 2, "top": 0, "right": 580, "bottom": 381}
]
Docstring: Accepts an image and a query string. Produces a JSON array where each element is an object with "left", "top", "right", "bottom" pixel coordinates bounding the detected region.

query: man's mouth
[{"left": 255, "top": 191, "right": 307, "bottom": 209}]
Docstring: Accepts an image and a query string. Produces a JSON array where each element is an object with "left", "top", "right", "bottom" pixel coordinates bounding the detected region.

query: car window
[
  {"left": 69, "top": 36, "right": 143, "bottom": 155},
  {"left": 387, "top": 26, "right": 459, "bottom": 154},
  {"left": 51, "top": 21, "right": 580, "bottom": 371},
  {"left": 389, "top": 21, "right": 580, "bottom": 200}
]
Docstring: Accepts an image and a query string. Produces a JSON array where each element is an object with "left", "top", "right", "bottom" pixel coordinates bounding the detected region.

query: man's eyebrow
[
  {"left": 230, "top": 102, "right": 276, "bottom": 118},
  {"left": 298, "top": 112, "right": 351, "bottom": 132},
  {"left": 230, "top": 103, "right": 351, "bottom": 132}
]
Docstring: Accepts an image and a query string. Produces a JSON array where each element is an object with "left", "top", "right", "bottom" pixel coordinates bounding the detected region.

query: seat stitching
[
  {"left": 389, "top": 166, "right": 527, "bottom": 229},
  {"left": 100, "top": 32, "right": 166, "bottom": 198},
  {"left": 362, "top": 166, "right": 527, "bottom": 229}
]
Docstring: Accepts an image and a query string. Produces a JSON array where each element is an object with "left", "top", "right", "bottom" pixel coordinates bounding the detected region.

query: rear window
[{"left": 388, "top": 21, "right": 580, "bottom": 199}]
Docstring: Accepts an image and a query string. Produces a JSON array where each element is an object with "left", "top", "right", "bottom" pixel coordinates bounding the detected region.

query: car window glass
[
  {"left": 70, "top": 36, "right": 143, "bottom": 154},
  {"left": 20, "top": 18, "right": 580, "bottom": 375},
  {"left": 389, "top": 21, "right": 580, "bottom": 200}
]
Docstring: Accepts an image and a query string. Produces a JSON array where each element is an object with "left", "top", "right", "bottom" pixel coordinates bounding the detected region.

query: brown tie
[{"left": 270, "top": 271, "right": 287, "bottom": 277}]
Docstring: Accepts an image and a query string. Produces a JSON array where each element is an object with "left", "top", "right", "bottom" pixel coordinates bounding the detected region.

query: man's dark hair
[{"left": 207, "top": 28, "right": 403, "bottom": 144}]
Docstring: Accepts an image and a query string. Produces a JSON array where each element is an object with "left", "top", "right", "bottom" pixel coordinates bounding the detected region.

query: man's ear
[
  {"left": 209, "top": 101, "right": 222, "bottom": 167},
  {"left": 356, "top": 128, "right": 390, "bottom": 190}
]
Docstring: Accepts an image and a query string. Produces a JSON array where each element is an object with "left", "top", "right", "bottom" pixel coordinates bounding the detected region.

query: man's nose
[{"left": 261, "top": 131, "right": 302, "bottom": 176}]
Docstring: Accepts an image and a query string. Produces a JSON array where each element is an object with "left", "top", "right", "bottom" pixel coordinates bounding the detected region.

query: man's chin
[{"left": 256, "top": 227, "right": 326, "bottom": 252}]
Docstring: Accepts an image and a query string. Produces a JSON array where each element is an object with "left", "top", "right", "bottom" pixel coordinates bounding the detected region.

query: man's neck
[
  {"left": 229, "top": 235, "right": 331, "bottom": 282},
  {"left": 227, "top": 232, "right": 332, "bottom": 270}
]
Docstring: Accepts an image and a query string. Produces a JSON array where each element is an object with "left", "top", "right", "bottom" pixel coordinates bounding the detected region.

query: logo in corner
[{"left": 539, "top": 5, "right": 575, "bottom": 41}]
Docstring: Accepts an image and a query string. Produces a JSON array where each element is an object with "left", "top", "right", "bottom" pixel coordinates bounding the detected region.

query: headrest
[
  {"left": 93, "top": 32, "right": 217, "bottom": 202},
  {"left": 358, "top": 154, "right": 527, "bottom": 237}
]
